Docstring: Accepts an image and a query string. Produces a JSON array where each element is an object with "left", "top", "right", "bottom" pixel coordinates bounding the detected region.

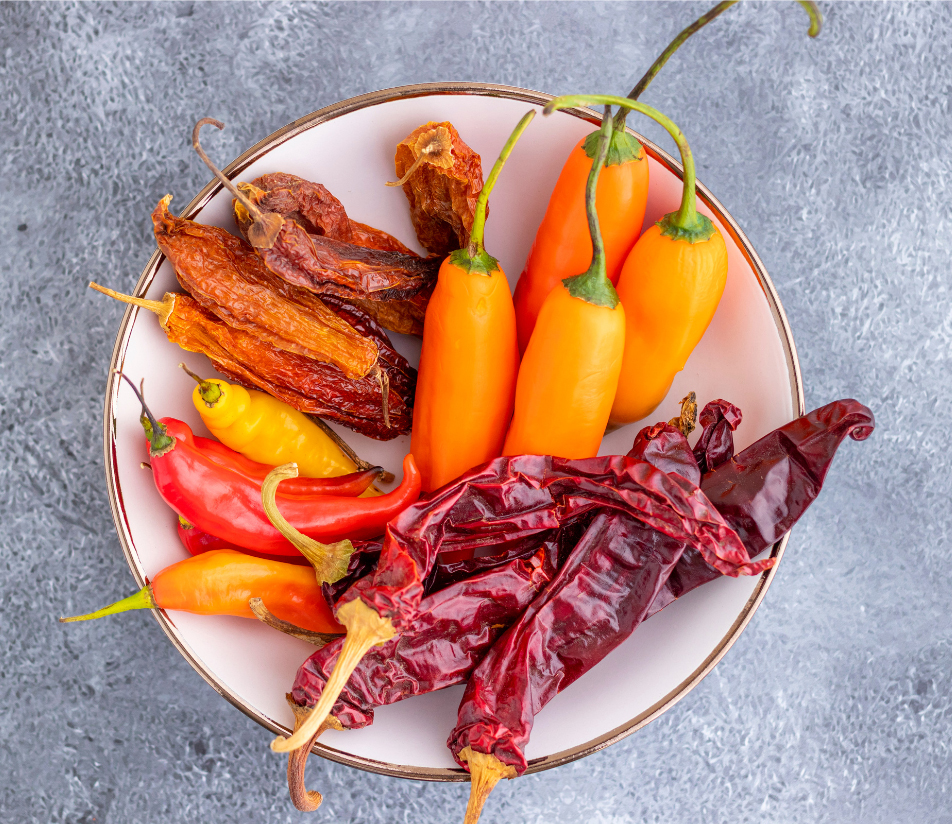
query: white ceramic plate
[{"left": 103, "top": 83, "right": 803, "bottom": 780}]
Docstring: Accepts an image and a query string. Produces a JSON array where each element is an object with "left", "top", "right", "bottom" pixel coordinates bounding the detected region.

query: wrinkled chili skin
[
  {"left": 238, "top": 215, "right": 441, "bottom": 302},
  {"left": 448, "top": 509, "right": 687, "bottom": 775},
  {"left": 152, "top": 198, "right": 378, "bottom": 379},
  {"left": 692, "top": 399, "right": 742, "bottom": 475},
  {"left": 395, "top": 121, "right": 485, "bottom": 256},
  {"left": 245, "top": 173, "right": 417, "bottom": 255},
  {"left": 163, "top": 294, "right": 413, "bottom": 439},
  {"left": 291, "top": 549, "right": 554, "bottom": 730},
  {"left": 645, "top": 399, "right": 875, "bottom": 619},
  {"left": 336, "top": 452, "right": 763, "bottom": 634}
]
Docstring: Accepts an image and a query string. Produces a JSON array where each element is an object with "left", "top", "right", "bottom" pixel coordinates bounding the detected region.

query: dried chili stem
[
  {"left": 459, "top": 747, "right": 516, "bottom": 824},
  {"left": 306, "top": 415, "right": 396, "bottom": 484},
  {"left": 286, "top": 699, "right": 344, "bottom": 812},
  {"left": 385, "top": 127, "right": 453, "bottom": 187},
  {"left": 668, "top": 391, "right": 698, "bottom": 437},
  {"left": 270, "top": 598, "right": 395, "bottom": 753},
  {"left": 89, "top": 282, "right": 176, "bottom": 327},
  {"left": 260, "top": 463, "right": 355, "bottom": 584},
  {"left": 192, "top": 118, "right": 284, "bottom": 249},
  {"left": 248, "top": 598, "right": 342, "bottom": 647}
]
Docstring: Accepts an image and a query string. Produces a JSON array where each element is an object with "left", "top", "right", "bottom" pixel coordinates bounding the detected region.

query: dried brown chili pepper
[
  {"left": 88, "top": 285, "right": 414, "bottom": 439},
  {"left": 190, "top": 118, "right": 440, "bottom": 303},
  {"left": 271, "top": 450, "right": 766, "bottom": 757},
  {"left": 151, "top": 196, "right": 378, "bottom": 380},
  {"left": 284, "top": 547, "right": 555, "bottom": 811},
  {"left": 647, "top": 398, "right": 875, "bottom": 618},
  {"left": 390, "top": 121, "right": 485, "bottom": 255}
]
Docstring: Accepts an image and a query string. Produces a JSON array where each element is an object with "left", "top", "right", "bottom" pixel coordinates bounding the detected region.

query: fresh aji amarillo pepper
[
  {"left": 60, "top": 549, "right": 344, "bottom": 636},
  {"left": 411, "top": 111, "right": 533, "bottom": 493},
  {"left": 503, "top": 108, "right": 625, "bottom": 460}
]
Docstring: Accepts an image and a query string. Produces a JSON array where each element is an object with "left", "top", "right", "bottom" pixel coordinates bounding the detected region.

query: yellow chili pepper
[{"left": 182, "top": 366, "right": 356, "bottom": 478}]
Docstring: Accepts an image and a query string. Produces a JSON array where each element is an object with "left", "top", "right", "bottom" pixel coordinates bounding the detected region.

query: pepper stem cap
[{"left": 459, "top": 747, "right": 517, "bottom": 824}]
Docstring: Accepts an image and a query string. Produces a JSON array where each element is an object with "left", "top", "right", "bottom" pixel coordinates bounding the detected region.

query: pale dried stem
[
  {"left": 459, "top": 747, "right": 516, "bottom": 824},
  {"left": 270, "top": 599, "right": 395, "bottom": 753}
]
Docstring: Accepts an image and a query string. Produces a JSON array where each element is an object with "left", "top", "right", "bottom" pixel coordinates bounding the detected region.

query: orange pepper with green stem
[
  {"left": 512, "top": 1, "right": 822, "bottom": 357},
  {"left": 502, "top": 108, "right": 625, "bottom": 460},
  {"left": 410, "top": 111, "right": 534, "bottom": 493}
]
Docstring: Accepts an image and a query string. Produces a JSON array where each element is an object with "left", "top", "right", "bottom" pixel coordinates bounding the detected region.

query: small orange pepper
[
  {"left": 503, "top": 108, "right": 626, "bottom": 459},
  {"left": 410, "top": 111, "right": 534, "bottom": 492}
]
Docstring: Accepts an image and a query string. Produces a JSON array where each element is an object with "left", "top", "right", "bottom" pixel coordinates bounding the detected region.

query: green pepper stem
[
  {"left": 117, "top": 372, "right": 176, "bottom": 457},
  {"left": 614, "top": 0, "right": 822, "bottom": 129},
  {"left": 466, "top": 110, "right": 536, "bottom": 261},
  {"left": 560, "top": 107, "right": 619, "bottom": 309},
  {"left": 179, "top": 362, "right": 222, "bottom": 405},
  {"left": 546, "top": 94, "right": 704, "bottom": 236},
  {"left": 59, "top": 585, "right": 155, "bottom": 623}
]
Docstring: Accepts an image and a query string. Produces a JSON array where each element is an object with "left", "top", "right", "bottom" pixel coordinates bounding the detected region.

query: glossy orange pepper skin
[
  {"left": 513, "top": 137, "right": 648, "bottom": 353},
  {"left": 609, "top": 224, "right": 728, "bottom": 426},
  {"left": 411, "top": 256, "right": 518, "bottom": 493},
  {"left": 503, "top": 283, "right": 625, "bottom": 459},
  {"left": 151, "top": 549, "right": 344, "bottom": 633}
]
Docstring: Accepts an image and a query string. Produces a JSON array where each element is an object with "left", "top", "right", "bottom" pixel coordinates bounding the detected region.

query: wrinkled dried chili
[
  {"left": 272, "top": 450, "right": 766, "bottom": 755},
  {"left": 152, "top": 196, "right": 379, "bottom": 380},
  {"left": 285, "top": 548, "right": 554, "bottom": 811},
  {"left": 391, "top": 121, "right": 485, "bottom": 255},
  {"left": 89, "top": 285, "right": 414, "bottom": 439},
  {"left": 647, "top": 398, "right": 875, "bottom": 618}
]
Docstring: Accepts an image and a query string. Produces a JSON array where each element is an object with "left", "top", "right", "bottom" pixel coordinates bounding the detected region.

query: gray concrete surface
[{"left": 1, "top": 2, "right": 950, "bottom": 822}]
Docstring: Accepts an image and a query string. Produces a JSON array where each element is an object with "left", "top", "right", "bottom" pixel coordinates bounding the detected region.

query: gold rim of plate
[{"left": 102, "top": 82, "right": 805, "bottom": 782}]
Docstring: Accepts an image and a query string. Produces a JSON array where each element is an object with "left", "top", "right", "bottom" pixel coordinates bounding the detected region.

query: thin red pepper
[{"left": 124, "top": 380, "right": 421, "bottom": 559}]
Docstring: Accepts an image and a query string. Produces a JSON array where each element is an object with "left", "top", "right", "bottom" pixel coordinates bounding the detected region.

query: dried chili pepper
[
  {"left": 647, "top": 399, "right": 875, "bottom": 618},
  {"left": 60, "top": 549, "right": 343, "bottom": 635},
  {"left": 390, "top": 121, "right": 485, "bottom": 255},
  {"left": 340, "top": 291, "right": 431, "bottom": 338},
  {"left": 284, "top": 548, "right": 555, "bottom": 811},
  {"left": 152, "top": 196, "right": 379, "bottom": 380},
  {"left": 89, "top": 285, "right": 414, "bottom": 439},
  {"left": 188, "top": 119, "right": 440, "bottom": 303},
  {"left": 691, "top": 398, "right": 742, "bottom": 475},
  {"left": 411, "top": 111, "right": 532, "bottom": 493},
  {"left": 271, "top": 447, "right": 767, "bottom": 756},
  {"left": 243, "top": 172, "right": 416, "bottom": 254},
  {"left": 448, "top": 509, "right": 690, "bottom": 821}
]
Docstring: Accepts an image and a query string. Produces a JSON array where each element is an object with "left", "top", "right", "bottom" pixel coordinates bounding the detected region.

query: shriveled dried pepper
[
  {"left": 60, "top": 549, "right": 343, "bottom": 635},
  {"left": 411, "top": 111, "right": 532, "bottom": 493},
  {"left": 90, "top": 285, "right": 414, "bottom": 439},
  {"left": 648, "top": 398, "right": 875, "bottom": 618},
  {"left": 283, "top": 548, "right": 554, "bottom": 811},
  {"left": 271, "top": 447, "right": 766, "bottom": 756},
  {"left": 152, "top": 196, "right": 379, "bottom": 380},
  {"left": 188, "top": 119, "right": 440, "bottom": 303},
  {"left": 390, "top": 121, "right": 485, "bottom": 255}
]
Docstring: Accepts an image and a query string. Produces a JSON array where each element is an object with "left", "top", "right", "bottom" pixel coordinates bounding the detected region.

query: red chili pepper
[
  {"left": 283, "top": 547, "right": 555, "bottom": 811},
  {"left": 124, "top": 379, "right": 421, "bottom": 558}
]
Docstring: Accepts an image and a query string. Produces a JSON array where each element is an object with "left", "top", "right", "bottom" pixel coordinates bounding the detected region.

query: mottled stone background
[{"left": 1, "top": 2, "right": 949, "bottom": 822}]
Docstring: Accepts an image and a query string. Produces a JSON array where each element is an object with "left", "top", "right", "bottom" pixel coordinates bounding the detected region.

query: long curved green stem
[
  {"left": 561, "top": 107, "right": 619, "bottom": 309},
  {"left": 456, "top": 109, "right": 536, "bottom": 275},
  {"left": 546, "top": 94, "right": 709, "bottom": 240},
  {"left": 614, "top": 0, "right": 823, "bottom": 130}
]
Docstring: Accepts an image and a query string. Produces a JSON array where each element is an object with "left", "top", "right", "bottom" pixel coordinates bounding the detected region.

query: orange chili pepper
[
  {"left": 59, "top": 549, "right": 344, "bottom": 635},
  {"left": 548, "top": 94, "right": 728, "bottom": 428},
  {"left": 410, "top": 111, "right": 534, "bottom": 493},
  {"left": 503, "top": 108, "right": 625, "bottom": 460}
]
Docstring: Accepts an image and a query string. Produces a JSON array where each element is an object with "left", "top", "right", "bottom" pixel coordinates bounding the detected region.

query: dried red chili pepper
[
  {"left": 190, "top": 119, "right": 440, "bottom": 303},
  {"left": 390, "top": 121, "right": 485, "bottom": 255},
  {"left": 90, "top": 285, "right": 414, "bottom": 439},
  {"left": 151, "top": 196, "right": 379, "bottom": 380},
  {"left": 448, "top": 508, "right": 689, "bottom": 819},
  {"left": 691, "top": 398, "right": 742, "bottom": 474},
  {"left": 284, "top": 547, "right": 554, "bottom": 811},
  {"left": 342, "top": 291, "right": 432, "bottom": 338},
  {"left": 647, "top": 398, "right": 875, "bottom": 618},
  {"left": 272, "top": 449, "right": 766, "bottom": 756},
  {"left": 242, "top": 172, "right": 416, "bottom": 254}
]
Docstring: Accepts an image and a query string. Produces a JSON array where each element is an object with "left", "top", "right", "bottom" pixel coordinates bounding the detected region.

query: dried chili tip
[
  {"left": 270, "top": 598, "right": 395, "bottom": 754},
  {"left": 285, "top": 695, "right": 344, "bottom": 812},
  {"left": 458, "top": 747, "right": 516, "bottom": 824}
]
